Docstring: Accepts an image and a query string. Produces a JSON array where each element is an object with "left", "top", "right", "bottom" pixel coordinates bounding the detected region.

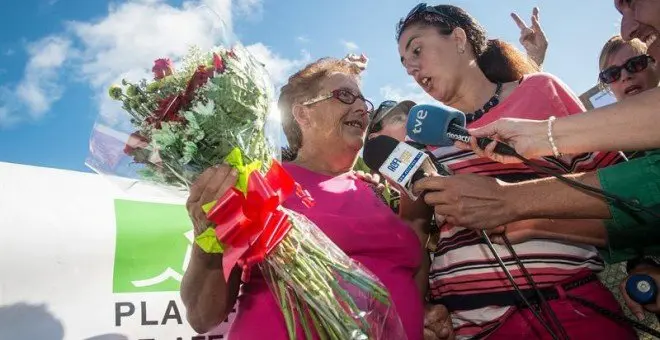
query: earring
[{"left": 458, "top": 47, "right": 465, "bottom": 54}]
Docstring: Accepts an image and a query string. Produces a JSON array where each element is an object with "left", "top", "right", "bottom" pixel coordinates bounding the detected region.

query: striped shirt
[{"left": 426, "top": 73, "right": 623, "bottom": 339}]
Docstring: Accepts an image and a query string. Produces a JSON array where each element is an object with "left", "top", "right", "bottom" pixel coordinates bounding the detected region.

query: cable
[
  {"left": 567, "top": 294, "right": 660, "bottom": 338},
  {"left": 479, "top": 230, "right": 560, "bottom": 340},
  {"left": 500, "top": 234, "right": 570, "bottom": 340},
  {"left": 425, "top": 147, "right": 564, "bottom": 339},
  {"left": 509, "top": 152, "right": 660, "bottom": 219}
]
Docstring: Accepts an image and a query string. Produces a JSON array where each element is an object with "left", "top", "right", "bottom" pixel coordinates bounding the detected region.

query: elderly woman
[
  {"left": 397, "top": 3, "right": 635, "bottom": 339},
  {"left": 180, "top": 58, "right": 430, "bottom": 339}
]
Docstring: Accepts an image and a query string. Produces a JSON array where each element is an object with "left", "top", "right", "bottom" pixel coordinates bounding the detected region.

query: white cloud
[
  {"left": 379, "top": 82, "right": 437, "bottom": 105},
  {"left": 4, "top": 49, "right": 14, "bottom": 56},
  {"left": 341, "top": 40, "right": 359, "bottom": 51},
  {"left": 0, "top": 36, "right": 71, "bottom": 126},
  {"left": 296, "top": 36, "right": 309, "bottom": 44},
  {"left": 69, "top": 0, "right": 233, "bottom": 88},
  {"left": 0, "top": 0, "right": 307, "bottom": 130},
  {"left": 233, "top": 0, "right": 263, "bottom": 19},
  {"left": 246, "top": 43, "right": 310, "bottom": 85},
  {"left": 72, "top": 0, "right": 295, "bottom": 128}
]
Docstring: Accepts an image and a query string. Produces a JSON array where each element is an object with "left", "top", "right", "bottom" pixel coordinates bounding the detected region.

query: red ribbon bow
[{"left": 206, "top": 160, "right": 299, "bottom": 282}]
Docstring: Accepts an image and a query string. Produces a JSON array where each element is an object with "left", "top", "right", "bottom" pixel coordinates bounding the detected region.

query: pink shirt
[
  {"left": 427, "top": 73, "right": 622, "bottom": 338},
  {"left": 226, "top": 163, "right": 424, "bottom": 339}
]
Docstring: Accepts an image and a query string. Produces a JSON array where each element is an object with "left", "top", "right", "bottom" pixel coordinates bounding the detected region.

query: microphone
[
  {"left": 406, "top": 103, "right": 517, "bottom": 156},
  {"left": 363, "top": 135, "right": 438, "bottom": 200},
  {"left": 626, "top": 274, "right": 658, "bottom": 305},
  {"left": 405, "top": 140, "right": 453, "bottom": 177}
]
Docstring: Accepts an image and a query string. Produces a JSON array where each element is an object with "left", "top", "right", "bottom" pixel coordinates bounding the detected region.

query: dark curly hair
[{"left": 396, "top": 4, "right": 539, "bottom": 84}]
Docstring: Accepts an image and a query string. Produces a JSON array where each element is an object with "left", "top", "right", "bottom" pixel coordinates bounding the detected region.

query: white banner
[{"left": 0, "top": 162, "right": 235, "bottom": 340}]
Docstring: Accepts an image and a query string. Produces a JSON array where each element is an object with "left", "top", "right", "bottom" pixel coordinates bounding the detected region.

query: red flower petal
[{"left": 213, "top": 53, "right": 225, "bottom": 73}]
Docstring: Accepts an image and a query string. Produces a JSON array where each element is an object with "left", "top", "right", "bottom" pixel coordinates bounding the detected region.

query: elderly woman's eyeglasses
[
  {"left": 599, "top": 54, "right": 656, "bottom": 84},
  {"left": 301, "top": 89, "right": 374, "bottom": 112}
]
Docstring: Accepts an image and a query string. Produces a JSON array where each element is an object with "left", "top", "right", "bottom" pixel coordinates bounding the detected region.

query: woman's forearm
[
  {"left": 531, "top": 219, "right": 608, "bottom": 247},
  {"left": 554, "top": 87, "right": 660, "bottom": 154},
  {"left": 511, "top": 171, "right": 612, "bottom": 220},
  {"left": 180, "top": 246, "right": 241, "bottom": 334}
]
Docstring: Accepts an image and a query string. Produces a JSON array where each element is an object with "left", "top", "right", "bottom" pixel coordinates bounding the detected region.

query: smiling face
[
  {"left": 398, "top": 24, "right": 469, "bottom": 104},
  {"left": 295, "top": 72, "right": 371, "bottom": 155},
  {"left": 602, "top": 44, "right": 658, "bottom": 100},
  {"left": 616, "top": 0, "right": 660, "bottom": 59}
]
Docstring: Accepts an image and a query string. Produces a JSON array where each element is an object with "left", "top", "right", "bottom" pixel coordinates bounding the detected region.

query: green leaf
[
  {"left": 193, "top": 100, "right": 215, "bottom": 117},
  {"left": 180, "top": 141, "right": 198, "bottom": 164}
]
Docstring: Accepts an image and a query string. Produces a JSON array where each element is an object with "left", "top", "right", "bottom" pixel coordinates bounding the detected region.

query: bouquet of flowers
[{"left": 86, "top": 43, "right": 406, "bottom": 339}]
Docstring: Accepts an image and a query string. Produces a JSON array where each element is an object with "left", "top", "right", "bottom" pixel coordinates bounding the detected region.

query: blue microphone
[
  {"left": 406, "top": 103, "right": 517, "bottom": 156},
  {"left": 626, "top": 274, "right": 658, "bottom": 305}
]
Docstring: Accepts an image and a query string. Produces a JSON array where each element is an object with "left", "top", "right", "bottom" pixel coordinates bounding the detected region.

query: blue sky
[{"left": 0, "top": 0, "right": 623, "bottom": 173}]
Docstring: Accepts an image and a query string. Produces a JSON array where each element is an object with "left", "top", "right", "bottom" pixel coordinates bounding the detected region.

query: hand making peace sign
[{"left": 511, "top": 7, "right": 548, "bottom": 67}]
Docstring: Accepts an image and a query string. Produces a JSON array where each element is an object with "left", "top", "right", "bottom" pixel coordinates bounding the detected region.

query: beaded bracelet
[{"left": 547, "top": 116, "right": 562, "bottom": 158}]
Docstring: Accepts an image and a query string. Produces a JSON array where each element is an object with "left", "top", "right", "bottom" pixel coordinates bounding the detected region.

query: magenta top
[{"left": 224, "top": 163, "right": 423, "bottom": 339}]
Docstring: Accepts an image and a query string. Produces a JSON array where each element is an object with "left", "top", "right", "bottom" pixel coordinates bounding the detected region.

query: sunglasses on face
[
  {"left": 302, "top": 89, "right": 374, "bottom": 113},
  {"left": 599, "top": 54, "right": 655, "bottom": 84}
]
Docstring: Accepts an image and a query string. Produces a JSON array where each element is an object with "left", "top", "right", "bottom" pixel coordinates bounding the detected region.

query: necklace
[{"left": 465, "top": 82, "right": 503, "bottom": 123}]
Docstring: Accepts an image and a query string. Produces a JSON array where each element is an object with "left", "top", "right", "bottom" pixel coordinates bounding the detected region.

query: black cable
[
  {"left": 511, "top": 152, "right": 660, "bottom": 219},
  {"left": 479, "top": 230, "right": 560, "bottom": 340},
  {"left": 424, "top": 147, "right": 561, "bottom": 339},
  {"left": 501, "top": 234, "right": 570, "bottom": 340},
  {"left": 567, "top": 294, "right": 660, "bottom": 338}
]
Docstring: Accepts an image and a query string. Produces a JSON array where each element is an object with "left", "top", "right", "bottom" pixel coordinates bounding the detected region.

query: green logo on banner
[{"left": 113, "top": 199, "right": 194, "bottom": 293}]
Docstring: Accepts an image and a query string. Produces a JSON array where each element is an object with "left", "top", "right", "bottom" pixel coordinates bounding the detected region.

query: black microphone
[
  {"left": 363, "top": 135, "right": 438, "bottom": 200},
  {"left": 405, "top": 140, "right": 453, "bottom": 176},
  {"left": 405, "top": 103, "right": 518, "bottom": 156}
]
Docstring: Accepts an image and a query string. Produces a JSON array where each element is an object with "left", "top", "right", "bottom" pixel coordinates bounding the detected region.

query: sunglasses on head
[
  {"left": 368, "top": 101, "right": 398, "bottom": 133},
  {"left": 397, "top": 3, "right": 453, "bottom": 38},
  {"left": 302, "top": 89, "right": 374, "bottom": 112},
  {"left": 599, "top": 54, "right": 655, "bottom": 84},
  {"left": 402, "top": 3, "right": 447, "bottom": 23}
]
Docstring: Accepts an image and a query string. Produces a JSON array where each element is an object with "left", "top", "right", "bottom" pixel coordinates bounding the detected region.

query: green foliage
[{"left": 108, "top": 45, "right": 276, "bottom": 188}]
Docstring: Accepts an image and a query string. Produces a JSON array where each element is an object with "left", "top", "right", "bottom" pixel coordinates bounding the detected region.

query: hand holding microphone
[
  {"left": 462, "top": 118, "right": 552, "bottom": 164},
  {"left": 621, "top": 265, "right": 660, "bottom": 320},
  {"left": 402, "top": 103, "right": 524, "bottom": 229},
  {"left": 404, "top": 102, "right": 550, "bottom": 163},
  {"left": 412, "top": 174, "right": 516, "bottom": 229},
  {"left": 405, "top": 103, "right": 519, "bottom": 156}
]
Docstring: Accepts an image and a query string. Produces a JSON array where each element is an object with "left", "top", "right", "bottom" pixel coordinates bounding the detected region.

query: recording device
[
  {"left": 405, "top": 103, "right": 660, "bottom": 220},
  {"left": 626, "top": 274, "right": 658, "bottom": 305},
  {"left": 365, "top": 135, "right": 566, "bottom": 339},
  {"left": 405, "top": 103, "right": 517, "bottom": 156},
  {"left": 363, "top": 135, "right": 438, "bottom": 200}
]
